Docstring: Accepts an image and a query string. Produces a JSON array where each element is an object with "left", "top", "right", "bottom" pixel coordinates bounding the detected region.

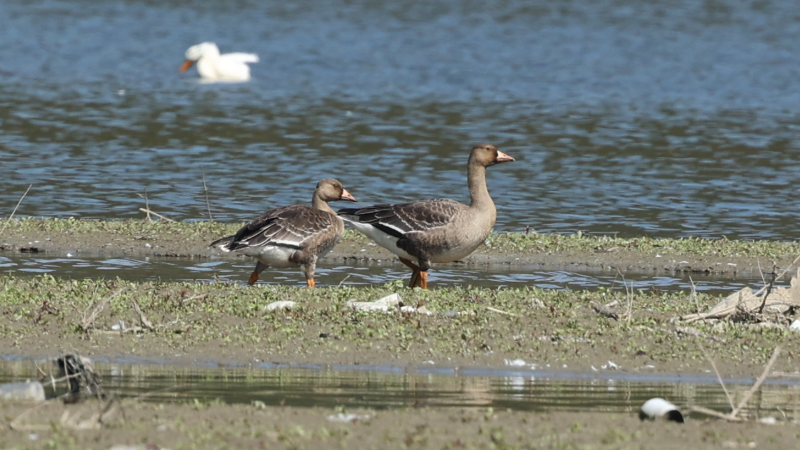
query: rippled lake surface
[
  {"left": 2, "top": 0, "right": 800, "bottom": 239},
  {"left": 2, "top": 359, "right": 798, "bottom": 420}
]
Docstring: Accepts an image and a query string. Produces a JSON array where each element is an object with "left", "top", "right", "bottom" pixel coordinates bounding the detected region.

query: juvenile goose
[
  {"left": 179, "top": 42, "right": 259, "bottom": 82},
  {"left": 338, "top": 144, "right": 514, "bottom": 289},
  {"left": 210, "top": 179, "right": 356, "bottom": 287}
]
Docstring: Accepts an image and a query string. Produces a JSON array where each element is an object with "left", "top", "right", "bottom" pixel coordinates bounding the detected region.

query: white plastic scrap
[
  {"left": 265, "top": 301, "right": 297, "bottom": 311},
  {"left": 601, "top": 361, "right": 619, "bottom": 370},
  {"left": 347, "top": 293, "right": 403, "bottom": 313},
  {"left": 504, "top": 359, "right": 527, "bottom": 367},
  {"left": 327, "top": 413, "right": 371, "bottom": 423}
]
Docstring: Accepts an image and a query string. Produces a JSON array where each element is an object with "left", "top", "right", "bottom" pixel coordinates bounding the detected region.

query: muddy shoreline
[
  {"left": 2, "top": 219, "right": 799, "bottom": 277},
  {"left": 0, "top": 274, "right": 796, "bottom": 379},
  {"left": 1, "top": 219, "right": 799, "bottom": 448},
  {"left": 4, "top": 402, "right": 795, "bottom": 449}
]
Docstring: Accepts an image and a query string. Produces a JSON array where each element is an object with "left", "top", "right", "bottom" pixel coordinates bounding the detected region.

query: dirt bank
[{"left": 2, "top": 401, "right": 795, "bottom": 450}]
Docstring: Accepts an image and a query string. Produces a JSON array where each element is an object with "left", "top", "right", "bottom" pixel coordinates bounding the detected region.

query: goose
[
  {"left": 338, "top": 144, "right": 514, "bottom": 289},
  {"left": 179, "top": 42, "right": 259, "bottom": 82},
  {"left": 639, "top": 398, "right": 684, "bottom": 423},
  {"left": 210, "top": 179, "right": 356, "bottom": 287}
]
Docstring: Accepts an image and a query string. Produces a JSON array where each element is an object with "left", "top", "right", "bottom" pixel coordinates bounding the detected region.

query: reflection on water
[
  {"left": 0, "top": 254, "right": 786, "bottom": 295},
  {"left": 1, "top": 359, "right": 798, "bottom": 420},
  {"left": 2, "top": 0, "right": 800, "bottom": 239}
]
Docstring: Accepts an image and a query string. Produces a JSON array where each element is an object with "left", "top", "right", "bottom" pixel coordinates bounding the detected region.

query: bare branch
[
  {"left": 730, "top": 346, "right": 781, "bottom": 419},
  {"left": 0, "top": 184, "right": 32, "bottom": 238},
  {"left": 138, "top": 208, "right": 175, "bottom": 222}
]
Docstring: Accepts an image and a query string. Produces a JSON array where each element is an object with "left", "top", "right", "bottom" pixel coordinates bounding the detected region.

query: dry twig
[
  {"left": 81, "top": 288, "right": 125, "bottom": 333},
  {"left": 137, "top": 190, "right": 151, "bottom": 221},
  {"left": 138, "top": 208, "right": 175, "bottom": 222},
  {"left": 0, "top": 183, "right": 32, "bottom": 238},
  {"left": 729, "top": 345, "right": 781, "bottom": 419},
  {"left": 486, "top": 306, "right": 519, "bottom": 317},
  {"left": 757, "top": 264, "right": 778, "bottom": 315},
  {"left": 337, "top": 274, "right": 351, "bottom": 288},
  {"left": 693, "top": 345, "right": 782, "bottom": 421},
  {"left": 754, "top": 255, "right": 800, "bottom": 296},
  {"left": 131, "top": 297, "right": 156, "bottom": 331},
  {"left": 202, "top": 170, "right": 213, "bottom": 221},
  {"left": 700, "top": 343, "right": 736, "bottom": 411},
  {"left": 689, "top": 405, "right": 742, "bottom": 421}
]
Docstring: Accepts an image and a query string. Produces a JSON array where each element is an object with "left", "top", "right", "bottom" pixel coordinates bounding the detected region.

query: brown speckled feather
[
  {"left": 219, "top": 205, "right": 342, "bottom": 254},
  {"left": 338, "top": 199, "right": 465, "bottom": 238}
]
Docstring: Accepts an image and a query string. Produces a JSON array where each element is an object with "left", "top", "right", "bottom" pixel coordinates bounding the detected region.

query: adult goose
[
  {"left": 179, "top": 42, "right": 259, "bottom": 82},
  {"left": 210, "top": 179, "right": 356, "bottom": 287},
  {"left": 338, "top": 144, "right": 514, "bottom": 289}
]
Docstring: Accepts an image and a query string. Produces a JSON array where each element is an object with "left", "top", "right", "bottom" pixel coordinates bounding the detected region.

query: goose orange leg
[
  {"left": 249, "top": 262, "right": 267, "bottom": 286},
  {"left": 419, "top": 271, "right": 428, "bottom": 289},
  {"left": 399, "top": 258, "right": 422, "bottom": 288},
  {"left": 307, "top": 278, "right": 316, "bottom": 288}
]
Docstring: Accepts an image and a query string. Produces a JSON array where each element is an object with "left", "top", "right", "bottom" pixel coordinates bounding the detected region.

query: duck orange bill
[
  {"left": 179, "top": 60, "right": 194, "bottom": 72},
  {"left": 496, "top": 151, "right": 515, "bottom": 163},
  {"left": 340, "top": 189, "right": 357, "bottom": 202}
]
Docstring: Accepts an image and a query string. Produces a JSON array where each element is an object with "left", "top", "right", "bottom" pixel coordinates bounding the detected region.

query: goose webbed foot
[{"left": 399, "top": 258, "right": 423, "bottom": 288}]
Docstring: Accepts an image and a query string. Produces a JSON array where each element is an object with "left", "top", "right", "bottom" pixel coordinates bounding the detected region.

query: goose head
[
  {"left": 316, "top": 179, "right": 357, "bottom": 203},
  {"left": 469, "top": 144, "right": 515, "bottom": 167}
]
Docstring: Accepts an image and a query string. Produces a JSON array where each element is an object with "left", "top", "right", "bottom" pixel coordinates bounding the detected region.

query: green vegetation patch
[
  {"left": 0, "top": 275, "right": 795, "bottom": 374},
  {"left": 0, "top": 217, "right": 239, "bottom": 239},
  {"left": 484, "top": 231, "right": 800, "bottom": 258},
  {"left": 2, "top": 218, "right": 799, "bottom": 258}
]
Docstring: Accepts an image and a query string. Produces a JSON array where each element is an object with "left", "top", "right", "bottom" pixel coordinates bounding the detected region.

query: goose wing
[
  {"left": 219, "top": 205, "right": 337, "bottom": 251},
  {"left": 339, "top": 198, "right": 465, "bottom": 239}
]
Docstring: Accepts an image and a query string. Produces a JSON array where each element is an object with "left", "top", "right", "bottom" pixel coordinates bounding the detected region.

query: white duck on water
[
  {"left": 179, "top": 42, "right": 259, "bottom": 82},
  {"left": 210, "top": 179, "right": 356, "bottom": 287},
  {"left": 338, "top": 144, "right": 515, "bottom": 289}
]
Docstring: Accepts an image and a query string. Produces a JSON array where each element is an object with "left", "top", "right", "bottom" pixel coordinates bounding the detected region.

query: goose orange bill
[
  {"left": 179, "top": 60, "right": 194, "bottom": 72},
  {"left": 340, "top": 189, "right": 357, "bottom": 202},
  {"left": 496, "top": 151, "right": 515, "bottom": 163}
]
